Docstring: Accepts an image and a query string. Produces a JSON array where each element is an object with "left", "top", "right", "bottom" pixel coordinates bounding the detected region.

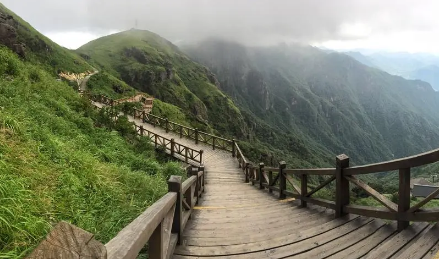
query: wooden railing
[
  {"left": 28, "top": 166, "right": 205, "bottom": 259},
  {"left": 88, "top": 93, "right": 236, "bottom": 154},
  {"left": 134, "top": 125, "right": 203, "bottom": 164},
  {"left": 88, "top": 95, "right": 203, "bottom": 165},
  {"left": 244, "top": 149, "right": 439, "bottom": 231}
]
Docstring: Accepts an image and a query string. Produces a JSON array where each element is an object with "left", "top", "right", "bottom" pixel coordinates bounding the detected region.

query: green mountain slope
[
  {"left": 182, "top": 40, "right": 439, "bottom": 165},
  {"left": 0, "top": 3, "right": 92, "bottom": 74},
  {"left": 77, "top": 30, "right": 247, "bottom": 137},
  {"left": 0, "top": 6, "right": 185, "bottom": 257}
]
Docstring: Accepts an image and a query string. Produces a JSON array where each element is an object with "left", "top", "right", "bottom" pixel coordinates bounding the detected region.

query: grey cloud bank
[{"left": 2, "top": 0, "right": 439, "bottom": 50}]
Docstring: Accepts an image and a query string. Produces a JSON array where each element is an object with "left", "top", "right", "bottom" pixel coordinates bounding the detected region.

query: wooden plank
[
  {"left": 422, "top": 237, "right": 439, "bottom": 259},
  {"left": 161, "top": 204, "right": 175, "bottom": 259},
  {"left": 182, "top": 211, "right": 338, "bottom": 247},
  {"left": 284, "top": 168, "right": 336, "bottom": 175},
  {"left": 345, "top": 175, "right": 397, "bottom": 212},
  {"left": 306, "top": 176, "right": 335, "bottom": 197},
  {"left": 345, "top": 205, "right": 397, "bottom": 220},
  {"left": 285, "top": 174, "right": 301, "bottom": 195},
  {"left": 182, "top": 176, "right": 196, "bottom": 195},
  {"left": 344, "top": 147, "right": 439, "bottom": 175},
  {"left": 363, "top": 222, "right": 429, "bottom": 259},
  {"left": 175, "top": 216, "right": 372, "bottom": 257},
  {"left": 105, "top": 193, "right": 176, "bottom": 259},
  {"left": 26, "top": 221, "right": 106, "bottom": 259},
  {"left": 166, "top": 234, "right": 178, "bottom": 259},
  {"left": 292, "top": 219, "right": 387, "bottom": 259},
  {"left": 326, "top": 222, "right": 397, "bottom": 259},
  {"left": 397, "top": 224, "right": 439, "bottom": 258},
  {"left": 302, "top": 197, "right": 336, "bottom": 210}
]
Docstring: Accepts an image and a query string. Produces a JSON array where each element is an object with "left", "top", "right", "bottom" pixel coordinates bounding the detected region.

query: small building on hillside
[
  {"left": 411, "top": 178, "right": 439, "bottom": 198},
  {"left": 114, "top": 93, "right": 154, "bottom": 113}
]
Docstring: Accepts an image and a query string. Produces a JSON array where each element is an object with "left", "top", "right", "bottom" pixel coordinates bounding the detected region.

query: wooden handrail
[
  {"left": 105, "top": 192, "right": 177, "bottom": 259},
  {"left": 344, "top": 147, "right": 439, "bottom": 175},
  {"left": 249, "top": 151, "right": 439, "bottom": 231},
  {"left": 283, "top": 168, "right": 336, "bottom": 175},
  {"left": 28, "top": 166, "right": 206, "bottom": 258}
]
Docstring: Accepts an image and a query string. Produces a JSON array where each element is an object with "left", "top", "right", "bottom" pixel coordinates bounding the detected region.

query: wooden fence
[
  {"left": 86, "top": 92, "right": 439, "bottom": 232},
  {"left": 27, "top": 165, "right": 205, "bottom": 259},
  {"left": 134, "top": 125, "right": 203, "bottom": 164},
  {"left": 89, "top": 95, "right": 203, "bottom": 165},
  {"left": 242, "top": 150, "right": 439, "bottom": 231},
  {"left": 89, "top": 93, "right": 236, "bottom": 154}
]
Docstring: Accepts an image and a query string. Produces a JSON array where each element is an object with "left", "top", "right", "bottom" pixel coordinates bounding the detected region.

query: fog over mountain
[{"left": 3, "top": 0, "right": 439, "bottom": 52}]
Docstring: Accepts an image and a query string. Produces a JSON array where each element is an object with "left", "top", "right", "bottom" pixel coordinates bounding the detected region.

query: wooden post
[
  {"left": 140, "top": 125, "right": 144, "bottom": 136},
  {"left": 301, "top": 174, "right": 308, "bottom": 207},
  {"left": 191, "top": 168, "right": 200, "bottom": 204},
  {"left": 335, "top": 154, "right": 350, "bottom": 218},
  {"left": 251, "top": 166, "right": 255, "bottom": 186},
  {"left": 26, "top": 222, "right": 106, "bottom": 259},
  {"left": 170, "top": 139, "right": 175, "bottom": 156},
  {"left": 168, "top": 176, "right": 182, "bottom": 244},
  {"left": 179, "top": 126, "right": 183, "bottom": 138},
  {"left": 165, "top": 118, "right": 169, "bottom": 133},
  {"left": 268, "top": 170, "right": 273, "bottom": 193},
  {"left": 398, "top": 167, "right": 411, "bottom": 231},
  {"left": 279, "top": 161, "right": 287, "bottom": 199},
  {"left": 245, "top": 162, "right": 250, "bottom": 183},
  {"left": 148, "top": 222, "right": 164, "bottom": 259},
  {"left": 259, "top": 163, "right": 265, "bottom": 190},
  {"left": 199, "top": 165, "right": 205, "bottom": 192},
  {"left": 232, "top": 139, "right": 236, "bottom": 157},
  {"left": 195, "top": 128, "right": 199, "bottom": 144},
  {"left": 154, "top": 134, "right": 158, "bottom": 148},
  {"left": 199, "top": 150, "right": 203, "bottom": 164},
  {"left": 185, "top": 148, "right": 188, "bottom": 163},
  {"left": 142, "top": 110, "right": 146, "bottom": 122},
  {"left": 212, "top": 137, "right": 216, "bottom": 150}
]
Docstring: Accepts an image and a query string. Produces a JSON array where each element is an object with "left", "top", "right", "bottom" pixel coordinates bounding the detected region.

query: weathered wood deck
[{"left": 121, "top": 113, "right": 439, "bottom": 259}]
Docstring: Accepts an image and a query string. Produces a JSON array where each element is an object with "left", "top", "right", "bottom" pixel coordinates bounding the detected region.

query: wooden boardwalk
[{"left": 120, "top": 114, "right": 439, "bottom": 259}]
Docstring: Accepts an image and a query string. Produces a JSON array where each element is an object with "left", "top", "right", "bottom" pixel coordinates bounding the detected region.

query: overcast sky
[{"left": 3, "top": 0, "right": 439, "bottom": 53}]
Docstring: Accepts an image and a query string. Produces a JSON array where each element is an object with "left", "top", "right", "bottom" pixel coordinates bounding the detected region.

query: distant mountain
[
  {"left": 409, "top": 65, "right": 439, "bottom": 91},
  {"left": 343, "top": 51, "right": 439, "bottom": 91},
  {"left": 344, "top": 52, "right": 377, "bottom": 68},
  {"left": 183, "top": 39, "right": 439, "bottom": 165}
]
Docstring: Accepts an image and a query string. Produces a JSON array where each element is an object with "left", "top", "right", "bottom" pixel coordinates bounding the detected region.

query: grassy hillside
[
  {"left": 0, "top": 45, "right": 186, "bottom": 258},
  {"left": 77, "top": 30, "right": 247, "bottom": 137},
  {"left": 182, "top": 40, "right": 439, "bottom": 167},
  {"left": 0, "top": 4, "right": 189, "bottom": 257}
]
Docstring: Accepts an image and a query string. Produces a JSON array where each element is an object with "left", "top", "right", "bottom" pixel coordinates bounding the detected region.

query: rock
[
  {"left": 0, "top": 23, "right": 17, "bottom": 46},
  {"left": 204, "top": 67, "right": 220, "bottom": 87},
  {"left": 166, "top": 67, "right": 174, "bottom": 79},
  {"left": 12, "top": 43, "right": 26, "bottom": 57},
  {"left": 0, "top": 12, "right": 26, "bottom": 57},
  {"left": 158, "top": 70, "right": 167, "bottom": 82},
  {"left": 124, "top": 47, "right": 148, "bottom": 64}
]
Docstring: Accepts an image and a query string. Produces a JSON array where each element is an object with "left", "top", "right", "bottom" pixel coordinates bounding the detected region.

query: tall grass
[{"left": 0, "top": 47, "right": 185, "bottom": 257}]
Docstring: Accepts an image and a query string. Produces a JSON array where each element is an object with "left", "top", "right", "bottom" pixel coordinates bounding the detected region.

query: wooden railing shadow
[{"left": 27, "top": 165, "right": 205, "bottom": 259}]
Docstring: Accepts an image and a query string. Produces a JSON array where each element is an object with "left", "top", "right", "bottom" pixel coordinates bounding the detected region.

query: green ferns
[{"left": 0, "top": 47, "right": 184, "bottom": 257}]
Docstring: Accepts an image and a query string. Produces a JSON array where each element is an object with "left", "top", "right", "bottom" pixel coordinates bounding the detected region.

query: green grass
[{"left": 0, "top": 46, "right": 185, "bottom": 257}]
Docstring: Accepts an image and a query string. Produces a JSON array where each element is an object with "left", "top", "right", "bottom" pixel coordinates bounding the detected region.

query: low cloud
[{"left": 3, "top": 0, "right": 439, "bottom": 49}]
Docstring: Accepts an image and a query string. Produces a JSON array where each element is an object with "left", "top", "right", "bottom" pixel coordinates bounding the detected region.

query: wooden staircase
[{"left": 27, "top": 96, "right": 439, "bottom": 259}]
